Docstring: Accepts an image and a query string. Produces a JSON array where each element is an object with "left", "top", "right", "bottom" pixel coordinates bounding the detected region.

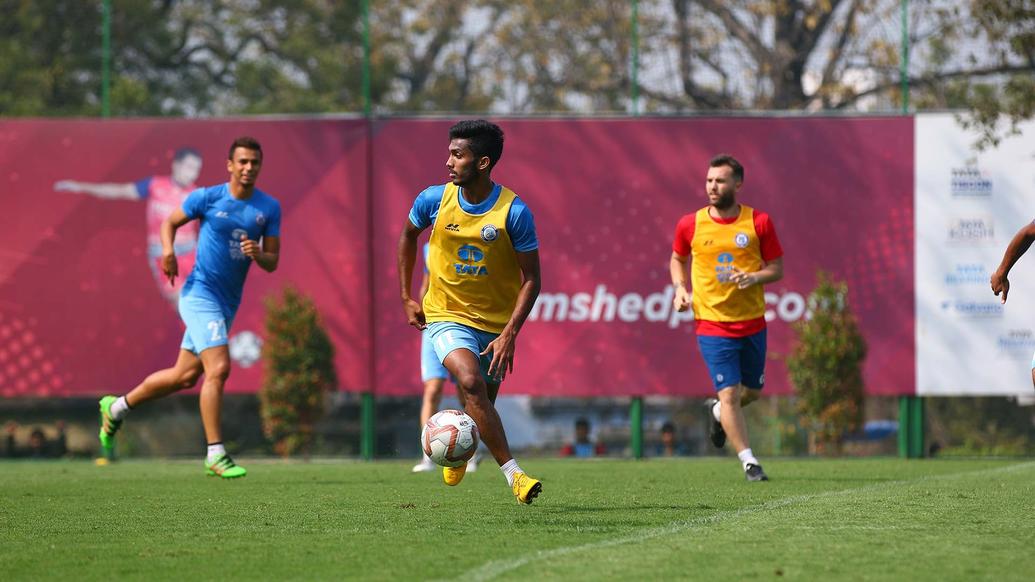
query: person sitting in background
[
  {"left": 656, "top": 421, "right": 689, "bottom": 457},
  {"left": 560, "top": 417, "right": 606, "bottom": 458},
  {"left": 3, "top": 421, "right": 67, "bottom": 458}
]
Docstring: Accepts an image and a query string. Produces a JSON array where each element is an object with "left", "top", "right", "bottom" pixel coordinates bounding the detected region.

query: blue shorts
[
  {"left": 426, "top": 321, "right": 500, "bottom": 385},
  {"left": 697, "top": 329, "right": 767, "bottom": 391},
  {"left": 420, "top": 328, "right": 450, "bottom": 382},
  {"left": 179, "top": 292, "right": 236, "bottom": 355}
]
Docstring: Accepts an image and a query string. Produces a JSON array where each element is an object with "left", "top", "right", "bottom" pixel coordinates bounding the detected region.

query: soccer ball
[{"left": 421, "top": 410, "right": 479, "bottom": 468}]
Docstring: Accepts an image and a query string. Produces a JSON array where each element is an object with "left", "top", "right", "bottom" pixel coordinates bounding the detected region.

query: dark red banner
[
  {"left": 0, "top": 119, "right": 371, "bottom": 397},
  {"left": 372, "top": 118, "right": 915, "bottom": 397},
  {"left": 0, "top": 117, "right": 914, "bottom": 399}
]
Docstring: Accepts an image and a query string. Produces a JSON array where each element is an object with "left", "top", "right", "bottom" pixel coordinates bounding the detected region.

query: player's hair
[
  {"left": 228, "top": 136, "right": 263, "bottom": 160},
  {"left": 709, "top": 154, "right": 744, "bottom": 183},
  {"left": 449, "top": 119, "right": 504, "bottom": 170},
  {"left": 661, "top": 421, "right": 676, "bottom": 434},
  {"left": 575, "top": 417, "right": 590, "bottom": 430},
  {"left": 173, "top": 147, "right": 201, "bottom": 162}
]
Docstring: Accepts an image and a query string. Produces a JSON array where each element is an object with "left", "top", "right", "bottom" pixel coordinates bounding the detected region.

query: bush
[
  {"left": 259, "top": 287, "right": 338, "bottom": 457},
  {"left": 786, "top": 271, "right": 867, "bottom": 454}
]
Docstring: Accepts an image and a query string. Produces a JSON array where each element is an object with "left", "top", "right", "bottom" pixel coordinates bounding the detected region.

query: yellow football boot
[
  {"left": 443, "top": 462, "right": 468, "bottom": 486},
  {"left": 512, "top": 472, "right": 542, "bottom": 504}
]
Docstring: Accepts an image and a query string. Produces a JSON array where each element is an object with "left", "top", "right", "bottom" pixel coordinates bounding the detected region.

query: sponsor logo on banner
[
  {"left": 528, "top": 285, "right": 809, "bottom": 329},
  {"left": 950, "top": 167, "right": 993, "bottom": 197},
  {"left": 944, "top": 263, "right": 989, "bottom": 286},
  {"left": 998, "top": 329, "right": 1035, "bottom": 357},
  {"left": 946, "top": 217, "right": 995, "bottom": 244},
  {"left": 939, "top": 299, "right": 1004, "bottom": 318}
]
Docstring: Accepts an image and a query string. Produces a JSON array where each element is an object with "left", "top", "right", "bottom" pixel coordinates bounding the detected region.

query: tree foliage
[
  {"left": 1, "top": 0, "right": 1032, "bottom": 134},
  {"left": 786, "top": 271, "right": 867, "bottom": 454},
  {"left": 260, "top": 286, "right": 337, "bottom": 458}
]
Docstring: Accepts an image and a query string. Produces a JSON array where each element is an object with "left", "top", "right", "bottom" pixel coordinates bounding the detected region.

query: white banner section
[{"left": 916, "top": 114, "right": 1035, "bottom": 395}]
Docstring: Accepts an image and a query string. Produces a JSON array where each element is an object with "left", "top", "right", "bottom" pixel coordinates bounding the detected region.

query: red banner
[
  {"left": 0, "top": 117, "right": 914, "bottom": 399},
  {"left": 0, "top": 119, "right": 371, "bottom": 397},
  {"left": 372, "top": 118, "right": 915, "bottom": 396}
]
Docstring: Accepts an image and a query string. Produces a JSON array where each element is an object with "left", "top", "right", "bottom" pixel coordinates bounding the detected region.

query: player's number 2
[{"left": 207, "top": 319, "right": 226, "bottom": 342}]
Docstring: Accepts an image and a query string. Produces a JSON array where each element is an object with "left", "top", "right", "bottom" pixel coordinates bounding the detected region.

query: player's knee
[
  {"left": 717, "top": 386, "right": 742, "bottom": 406},
  {"left": 177, "top": 370, "right": 202, "bottom": 391},
  {"left": 456, "top": 374, "right": 486, "bottom": 400},
  {"left": 204, "top": 359, "right": 231, "bottom": 383}
]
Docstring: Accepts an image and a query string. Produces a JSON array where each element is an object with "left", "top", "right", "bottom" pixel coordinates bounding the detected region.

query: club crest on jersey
[
  {"left": 455, "top": 244, "right": 488, "bottom": 276},
  {"left": 480, "top": 224, "right": 499, "bottom": 243},
  {"left": 734, "top": 232, "right": 749, "bottom": 248},
  {"left": 256, "top": 212, "right": 266, "bottom": 226}
]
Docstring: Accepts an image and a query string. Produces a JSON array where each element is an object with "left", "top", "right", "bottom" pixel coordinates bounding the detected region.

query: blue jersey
[
  {"left": 181, "top": 183, "right": 282, "bottom": 311},
  {"left": 408, "top": 183, "right": 538, "bottom": 252}
]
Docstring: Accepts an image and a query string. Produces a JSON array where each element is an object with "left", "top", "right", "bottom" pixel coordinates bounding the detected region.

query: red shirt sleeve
[
  {"left": 672, "top": 213, "right": 695, "bottom": 257},
  {"left": 754, "top": 211, "right": 783, "bottom": 262}
]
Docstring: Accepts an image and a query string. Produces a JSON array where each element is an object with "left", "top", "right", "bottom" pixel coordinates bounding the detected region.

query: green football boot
[
  {"left": 97, "top": 395, "right": 122, "bottom": 458},
  {"left": 206, "top": 454, "right": 247, "bottom": 479}
]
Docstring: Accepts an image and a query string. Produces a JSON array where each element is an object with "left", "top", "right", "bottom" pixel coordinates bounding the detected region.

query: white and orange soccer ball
[{"left": 421, "top": 409, "right": 479, "bottom": 468}]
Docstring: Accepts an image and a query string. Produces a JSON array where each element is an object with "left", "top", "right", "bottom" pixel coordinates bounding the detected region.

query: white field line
[{"left": 454, "top": 461, "right": 1035, "bottom": 582}]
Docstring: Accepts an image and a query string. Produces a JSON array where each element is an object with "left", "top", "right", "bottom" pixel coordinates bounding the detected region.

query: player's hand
[
  {"left": 160, "top": 252, "right": 178, "bottom": 286},
  {"left": 482, "top": 329, "right": 516, "bottom": 382},
  {"left": 991, "top": 270, "right": 1010, "bottom": 304},
  {"left": 673, "top": 286, "right": 691, "bottom": 312},
  {"left": 403, "top": 298, "right": 426, "bottom": 330},
  {"left": 240, "top": 238, "right": 260, "bottom": 260},
  {"left": 729, "top": 267, "right": 757, "bottom": 289}
]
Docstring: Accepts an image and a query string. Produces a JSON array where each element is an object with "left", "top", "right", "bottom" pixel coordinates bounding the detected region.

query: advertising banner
[
  {"left": 0, "top": 119, "right": 371, "bottom": 397},
  {"left": 915, "top": 114, "right": 1035, "bottom": 395},
  {"left": 373, "top": 117, "right": 915, "bottom": 396}
]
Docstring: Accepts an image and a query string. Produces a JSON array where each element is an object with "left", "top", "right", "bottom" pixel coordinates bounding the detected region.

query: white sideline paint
[{"left": 453, "top": 462, "right": 1035, "bottom": 582}]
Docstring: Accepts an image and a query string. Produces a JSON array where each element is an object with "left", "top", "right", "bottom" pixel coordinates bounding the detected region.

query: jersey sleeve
[
  {"left": 672, "top": 214, "right": 695, "bottom": 257},
  {"left": 408, "top": 185, "right": 445, "bottom": 229},
  {"left": 507, "top": 198, "right": 539, "bottom": 252},
  {"left": 264, "top": 199, "right": 282, "bottom": 238},
  {"left": 181, "top": 187, "right": 208, "bottom": 219},
  {"left": 754, "top": 212, "right": 783, "bottom": 262},
  {"left": 134, "top": 177, "right": 152, "bottom": 199}
]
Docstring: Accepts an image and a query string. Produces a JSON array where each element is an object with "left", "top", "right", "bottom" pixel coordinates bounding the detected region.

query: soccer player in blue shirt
[{"left": 96, "top": 137, "right": 282, "bottom": 478}]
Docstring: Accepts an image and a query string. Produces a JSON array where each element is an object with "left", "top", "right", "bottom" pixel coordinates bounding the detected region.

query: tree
[
  {"left": 260, "top": 287, "right": 337, "bottom": 458},
  {"left": 786, "top": 271, "right": 867, "bottom": 454}
]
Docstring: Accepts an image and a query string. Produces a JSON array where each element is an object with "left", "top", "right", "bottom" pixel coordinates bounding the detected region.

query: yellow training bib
[
  {"left": 690, "top": 204, "right": 765, "bottom": 322},
  {"left": 424, "top": 183, "right": 523, "bottom": 334}
]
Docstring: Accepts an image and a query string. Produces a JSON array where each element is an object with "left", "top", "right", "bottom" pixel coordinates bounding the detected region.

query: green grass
[{"left": 2, "top": 458, "right": 1033, "bottom": 580}]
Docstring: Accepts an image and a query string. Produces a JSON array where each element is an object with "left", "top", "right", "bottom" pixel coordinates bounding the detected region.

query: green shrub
[
  {"left": 786, "top": 271, "right": 867, "bottom": 454},
  {"left": 259, "top": 287, "right": 337, "bottom": 457}
]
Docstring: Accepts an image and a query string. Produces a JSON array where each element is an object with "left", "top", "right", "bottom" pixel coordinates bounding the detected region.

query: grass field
[{"left": 2, "top": 457, "right": 1033, "bottom": 580}]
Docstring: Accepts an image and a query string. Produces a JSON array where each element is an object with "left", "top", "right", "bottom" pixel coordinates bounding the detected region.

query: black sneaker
[
  {"left": 745, "top": 463, "right": 769, "bottom": 482},
  {"left": 704, "top": 397, "right": 726, "bottom": 448}
]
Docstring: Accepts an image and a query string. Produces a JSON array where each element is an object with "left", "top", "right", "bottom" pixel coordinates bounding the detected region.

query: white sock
[
  {"left": 711, "top": 401, "right": 722, "bottom": 422},
  {"left": 110, "top": 396, "right": 131, "bottom": 421},
  {"left": 500, "top": 459, "right": 523, "bottom": 487},
  {"left": 737, "top": 448, "right": 759, "bottom": 470},
  {"left": 206, "top": 443, "right": 226, "bottom": 462}
]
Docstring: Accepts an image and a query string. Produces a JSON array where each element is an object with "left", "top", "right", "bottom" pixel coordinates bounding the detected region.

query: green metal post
[
  {"left": 361, "top": 392, "right": 375, "bottom": 459},
  {"left": 630, "top": 0, "right": 640, "bottom": 115},
  {"left": 910, "top": 397, "right": 925, "bottom": 458},
  {"left": 900, "top": 0, "right": 909, "bottom": 113},
  {"left": 898, "top": 396, "right": 910, "bottom": 458},
  {"left": 360, "top": 0, "right": 376, "bottom": 460},
  {"left": 630, "top": 396, "right": 644, "bottom": 459},
  {"left": 101, "top": 0, "right": 111, "bottom": 118},
  {"left": 362, "top": 0, "right": 372, "bottom": 117}
]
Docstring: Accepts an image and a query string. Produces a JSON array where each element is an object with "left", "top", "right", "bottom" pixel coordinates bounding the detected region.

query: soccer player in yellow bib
[
  {"left": 670, "top": 154, "right": 784, "bottom": 482},
  {"left": 397, "top": 120, "right": 543, "bottom": 504}
]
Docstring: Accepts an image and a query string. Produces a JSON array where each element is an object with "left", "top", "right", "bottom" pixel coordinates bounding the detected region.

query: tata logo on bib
[{"left": 455, "top": 244, "right": 488, "bottom": 276}]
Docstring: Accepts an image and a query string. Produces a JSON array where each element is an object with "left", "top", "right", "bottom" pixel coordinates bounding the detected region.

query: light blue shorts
[
  {"left": 426, "top": 321, "right": 500, "bottom": 385},
  {"left": 420, "top": 328, "right": 450, "bottom": 382},
  {"left": 179, "top": 293, "right": 236, "bottom": 355}
]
